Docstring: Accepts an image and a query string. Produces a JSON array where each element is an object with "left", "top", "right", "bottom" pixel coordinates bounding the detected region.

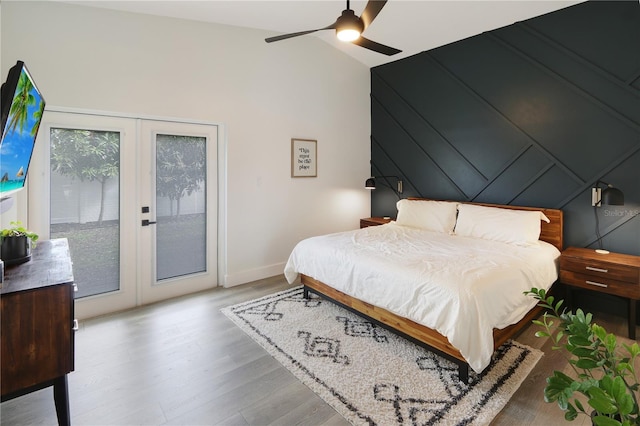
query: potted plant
[
  {"left": 0, "top": 221, "right": 39, "bottom": 265},
  {"left": 525, "top": 288, "right": 639, "bottom": 426}
]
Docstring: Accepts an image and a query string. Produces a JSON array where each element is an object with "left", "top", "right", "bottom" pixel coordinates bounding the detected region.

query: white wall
[{"left": 1, "top": 1, "right": 371, "bottom": 286}]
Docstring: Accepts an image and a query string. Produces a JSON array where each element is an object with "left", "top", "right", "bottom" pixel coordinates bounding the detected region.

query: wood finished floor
[{"left": 1, "top": 275, "right": 637, "bottom": 425}]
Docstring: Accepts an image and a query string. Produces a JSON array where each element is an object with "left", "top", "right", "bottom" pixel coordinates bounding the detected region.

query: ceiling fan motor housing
[{"left": 336, "top": 9, "right": 364, "bottom": 37}]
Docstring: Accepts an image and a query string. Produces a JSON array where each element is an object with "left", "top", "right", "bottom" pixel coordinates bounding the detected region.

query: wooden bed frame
[{"left": 301, "top": 200, "right": 563, "bottom": 383}]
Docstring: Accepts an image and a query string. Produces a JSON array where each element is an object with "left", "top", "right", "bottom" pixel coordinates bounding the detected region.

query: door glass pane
[
  {"left": 50, "top": 128, "right": 120, "bottom": 298},
  {"left": 155, "top": 134, "right": 206, "bottom": 281}
]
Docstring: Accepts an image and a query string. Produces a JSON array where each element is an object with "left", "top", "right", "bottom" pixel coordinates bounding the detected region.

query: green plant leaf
[
  {"left": 585, "top": 311, "right": 593, "bottom": 324},
  {"left": 568, "top": 335, "right": 592, "bottom": 347},
  {"left": 545, "top": 371, "right": 579, "bottom": 406},
  {"left": 605, "top": 377, "right": 634, "bottom": 416},
  {"left": 572, "top": 347, "right": 597, "bottom": 358},
  {"left": 604, "top": 333, "right": 617, "bottom": 353},
  {"left": 567, "top": 322, "right": 589, "bottom": 337},
  {"left": 615, "top": 362, "right": 632, "bottom": 375},
  {"left": 622, "top": 342, "right": 640, "bottom": 357},
  {"left": 576, "top": 378, "right": 599, "bottom": 394},
  {"left": 576, "top": 358, "right": 600, "bottom": 369},
  {"left": 592, "top": 415, "right": 623, "bottom": 426},
  {"left": 588, "top": 386, "right": 618, "bottom": 414},
  {"left": 608, "top": 376, "right": 625, "bottom": 400},
  {"left": 565, "top": 404, "right": 578, "bottom": 421},
  {"left": 592, "top": 324, "right": 607, "bottom": 340}
]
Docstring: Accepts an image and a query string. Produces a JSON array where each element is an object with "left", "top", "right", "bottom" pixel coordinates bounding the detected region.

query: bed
[{"left": 284, "top": 199, "right": 563, "bottom": 383}]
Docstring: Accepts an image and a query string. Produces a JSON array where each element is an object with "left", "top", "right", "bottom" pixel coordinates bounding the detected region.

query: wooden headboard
[{"left": 407, "top": 198, "right": 564, "bottom": 251}]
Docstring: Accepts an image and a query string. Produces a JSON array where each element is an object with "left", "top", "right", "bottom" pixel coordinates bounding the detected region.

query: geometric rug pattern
[{"left": 222, "top": 286, "right": 542, "bottom": 425}]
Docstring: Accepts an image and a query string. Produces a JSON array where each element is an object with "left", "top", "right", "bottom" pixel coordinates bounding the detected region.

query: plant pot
[{"left": 0, "top": 235, "right": 31, "bottom": 265}]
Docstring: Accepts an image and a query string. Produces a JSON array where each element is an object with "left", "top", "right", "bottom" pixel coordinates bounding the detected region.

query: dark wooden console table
[{"left": 1, "top": 238, "right": 75, "bottom": 426}]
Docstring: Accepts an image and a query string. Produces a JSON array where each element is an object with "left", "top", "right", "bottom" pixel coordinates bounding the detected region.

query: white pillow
[
  {"left": 454, "top": 203, "right": 550, "bottom": 246},
  {"left": 395, "top": 199, "right": 458, "bottom": 233}
]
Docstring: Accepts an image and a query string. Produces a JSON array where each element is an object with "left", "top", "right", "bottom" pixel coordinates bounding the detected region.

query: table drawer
[
  {"left": 560, "top": 270, "right": 640, "bottom": 299},
  {"left": 560, "top": 257, "right": 639, "bottom": 284}
]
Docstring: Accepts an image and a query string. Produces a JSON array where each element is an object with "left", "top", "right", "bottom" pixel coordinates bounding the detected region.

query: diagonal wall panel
[{"left": 371, "top": 1, "right": 640, "bottom": 256}]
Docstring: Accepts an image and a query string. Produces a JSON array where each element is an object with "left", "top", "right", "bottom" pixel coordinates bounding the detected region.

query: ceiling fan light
[
  {"left": 336, "top": 8, "right": 363, "bottom": 42},
  {"left": 337, "top": 28, "right": 361, "bottom": 42}
]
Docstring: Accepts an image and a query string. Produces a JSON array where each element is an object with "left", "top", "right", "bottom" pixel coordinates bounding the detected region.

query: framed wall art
[{"left": 291, "top": 138, "right": 317, "bottom": 177}]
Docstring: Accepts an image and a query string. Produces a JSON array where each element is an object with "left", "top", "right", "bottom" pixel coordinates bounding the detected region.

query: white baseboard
[{"left": 223, "top": 262, "right": 286, "bottom": 288}]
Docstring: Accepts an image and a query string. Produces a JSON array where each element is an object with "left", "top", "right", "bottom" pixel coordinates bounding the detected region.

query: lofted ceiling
[{"left": 63, "top": 0, "right": 581, "bottom": 68}]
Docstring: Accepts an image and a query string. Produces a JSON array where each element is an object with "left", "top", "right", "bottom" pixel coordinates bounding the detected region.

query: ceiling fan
[{"left": 265, "top": 0, "right": 402, "bottom": 56}]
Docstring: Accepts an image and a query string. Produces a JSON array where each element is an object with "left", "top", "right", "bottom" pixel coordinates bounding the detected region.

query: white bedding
[{"left": 283, "top": 222, "right": 560, "bottom": 373}]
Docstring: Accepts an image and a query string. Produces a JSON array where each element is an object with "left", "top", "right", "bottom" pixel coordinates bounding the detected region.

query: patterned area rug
[{"left": 221, "top": 286, "right": 542, "bottom": 426}]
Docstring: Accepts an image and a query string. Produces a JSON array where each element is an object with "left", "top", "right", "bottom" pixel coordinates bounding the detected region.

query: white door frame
[{"left": 28, "top": 106, "right": 227, "bottom": 319}]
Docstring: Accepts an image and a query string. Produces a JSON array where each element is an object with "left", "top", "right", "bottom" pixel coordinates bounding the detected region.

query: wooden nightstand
[
  {"left": 360, "top": 217, "right": 392, "bottom": 228},
  {"left": 560, "top": 247, "right": 640, "bottom": 339}
]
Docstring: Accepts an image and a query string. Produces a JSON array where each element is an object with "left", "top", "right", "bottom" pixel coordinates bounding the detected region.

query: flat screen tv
[{"left": 0, "top": 60, "right": 46, "bottom": 199}]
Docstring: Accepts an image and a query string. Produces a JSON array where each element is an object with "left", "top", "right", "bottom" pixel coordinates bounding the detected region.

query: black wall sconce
[
  {"left": 591, "top": 180, "right": 624, "bottom": 207},
  {"left": 365, "top": 176, "right": 403, "bottom": 198},
  {"left": 591, "top": 180, "right": 624, "bottom": 254}
]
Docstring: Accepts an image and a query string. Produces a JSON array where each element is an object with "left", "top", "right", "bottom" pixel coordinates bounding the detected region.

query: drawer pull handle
[
  {"left": 586, "top": 266, "right": 608, "bottom": 273},
  {"left": 585, "top": 280, "right": 608, "bottom": 288},
  {"left": 73, "top": 284, "right": 78, "bottom": 292},
  {"left": 72, "top": 319, "right": 79, "bottom": 331}
]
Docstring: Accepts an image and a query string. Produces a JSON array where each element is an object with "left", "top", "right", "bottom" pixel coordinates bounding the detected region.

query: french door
[
  {"left": 29, "top": 110, "right": 218, "bottom": 319},
  {"left": 138, "top": 119, "right": 217, "bottom": 305}
]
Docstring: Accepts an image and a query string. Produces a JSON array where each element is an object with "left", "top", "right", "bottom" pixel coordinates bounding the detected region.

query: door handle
[{"left": 141, "top": 219, "right": 157, "bottom": 226}]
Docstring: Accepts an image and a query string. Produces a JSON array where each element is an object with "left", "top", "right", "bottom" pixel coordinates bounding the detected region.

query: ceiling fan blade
[
  {"left": 265, "top": 22, "right": 337, "bottom": 43},
  {"left": 352, "top": 36, "right": 401, "bottom": 56},
  {"left": 360, "top": 0, "right": 387, "bottom": 29}
]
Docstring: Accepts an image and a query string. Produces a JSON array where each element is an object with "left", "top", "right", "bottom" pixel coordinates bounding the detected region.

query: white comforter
[{"left": 283, "top": 223, "right": 560, "bottom": 373}]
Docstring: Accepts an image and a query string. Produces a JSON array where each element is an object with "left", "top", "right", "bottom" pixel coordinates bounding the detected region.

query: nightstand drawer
[
  {"left": 560, "top": 257, "right": 639, "bottom": 284},
  {"left": 560, "top": 270, "right": 640, "bottom": 299},
  {"left": 560, "top": 246, "right": 640, "bottom": 340}
]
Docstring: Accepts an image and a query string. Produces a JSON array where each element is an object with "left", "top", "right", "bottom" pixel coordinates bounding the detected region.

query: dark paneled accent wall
[{"left": 370, "top": 1, "right": 640, "bottom": 257}]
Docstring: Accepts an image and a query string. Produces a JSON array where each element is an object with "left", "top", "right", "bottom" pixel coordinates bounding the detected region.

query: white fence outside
[{"left": 50, "top": 172, "right": 205, "bottom": 224}]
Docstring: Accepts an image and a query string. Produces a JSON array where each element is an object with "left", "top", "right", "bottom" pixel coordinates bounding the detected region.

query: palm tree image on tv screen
[{"left": 0, "top": 68, "right": 45, "bottom": 194}]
